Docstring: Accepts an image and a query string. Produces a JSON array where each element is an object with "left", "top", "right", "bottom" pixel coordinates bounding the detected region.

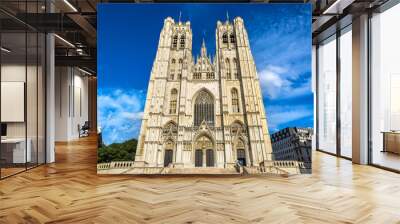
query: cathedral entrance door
[
  {"left": 195, "top": 150, "right": 203, "bottom": 167},
  {"left": 206, "top": 149, "right": 214, "bottom": 167},
  {"left": 237, "top": 149, "right": 246, "bottom": 166},
  {"left": 164, "top": 150, "right": 173, "bottom": 167}
]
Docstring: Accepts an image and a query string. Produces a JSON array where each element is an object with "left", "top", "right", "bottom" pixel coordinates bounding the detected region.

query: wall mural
[{"left": 97, "top": 3, "right": 313, "bottom": 175}]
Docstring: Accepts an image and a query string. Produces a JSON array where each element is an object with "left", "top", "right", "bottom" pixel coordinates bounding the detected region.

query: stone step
[
  {"left": 164, "top": 167, "right": 240, "bottom": 175},
  {"left": 243, "top": 166, "right": 290, "bottom": 177}
]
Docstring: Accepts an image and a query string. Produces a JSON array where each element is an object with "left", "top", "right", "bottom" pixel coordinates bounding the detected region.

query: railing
[
  {"left": 97, "top": 163, "right": 111, "bottom": 170},
  {"left": 259, "top": 159, "right": 303, "bottom": 175},
  {"left": 243, "top": 166, "right": 289, "bottom": 177},
  {"left": 97, "top": 159, "right": 304, "bottom": 175},
  {"left": 111, "top": 161, "right": 134, "bottom": 169},
  {"left": 97, "top": 161, "right": 134, "bottom": 170},
  {"left": 271, "top": 161, "right": 300, "bottom": 168}
]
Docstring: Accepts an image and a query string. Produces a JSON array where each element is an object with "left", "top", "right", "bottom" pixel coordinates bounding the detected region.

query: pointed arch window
[
  {"left": 230, "top": 33, "right": 236, "bottom": 43},
  {"left": 172, "top": 35, "right": 178, "bottom": 48},
  {"left": 222, "top": 32, "right": 228, "bottom": 44},
  {"left": 194, "top": 90, "right": 214, "bottom": 126},
  {"left": 169, "top": 89, "right": 178, "bottom": 114},
  {"left": 194, "top": 73, "right": 201, "bottom": 80},
  {"left": 231, "top": 88, "right": 239, "bottom": 113},
  {"left": 233, "top": 58, "right": 239, "bottom": 79},
  {"left": 171, "top": 59, "right": 176, "bottom": 64},
  {"left": 180, "top": 35, "right": 185, "bottom": 48},
  {"left": 169, "top": 73, "right": 175, "bottom": 80},
  {"left": 225, "top": 58, "right": 231, "bottom": 79}
]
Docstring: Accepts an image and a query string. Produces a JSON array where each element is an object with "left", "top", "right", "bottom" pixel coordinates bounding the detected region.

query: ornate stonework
[{"left": 134, "top": 16, "right": 273, "bottom": 169}]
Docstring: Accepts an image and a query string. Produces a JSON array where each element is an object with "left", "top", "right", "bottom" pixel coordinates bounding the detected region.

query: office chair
[{"left": 79, "top": 121, "right": 90, "bottom": 138}]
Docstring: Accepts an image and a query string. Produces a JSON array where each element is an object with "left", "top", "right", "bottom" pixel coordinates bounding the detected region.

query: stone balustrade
[
  {"left": 97, "top": 159, "right": 303, "bottom": 175},
  {"left": 97, "top": 161, "right": 134, "bottom": 170}
]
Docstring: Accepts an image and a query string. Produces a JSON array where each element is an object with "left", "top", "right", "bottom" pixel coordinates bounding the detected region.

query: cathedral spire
[
  {"left": 226, "top": 11, "right": 229, "bottom": 22},
  {"left": 201, "top": 38, "right": 207, "bottom": 57}
]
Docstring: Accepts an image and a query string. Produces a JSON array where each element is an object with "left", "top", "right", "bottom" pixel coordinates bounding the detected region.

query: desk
[
  {"left": 382, "top": 132, "right": 400, "bottom": 154},
  {"left": 1, "top": 138, "right": 31, "bottom": 163}
]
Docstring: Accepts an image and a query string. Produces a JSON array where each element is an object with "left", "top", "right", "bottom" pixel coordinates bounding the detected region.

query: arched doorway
[
  {"left": 163, "top": 139, "right": 175, "bottom": 167},
  {"left": 164, "top": 150, "right": 173, "bottom": 167},
  {"left": 237, "top": 149, "right": 246, "bottom": 166},
  {"left": 231, "top": 121, "right": 251, "bottom": 166},
  {"left": 195, "top": 150, "right": 203, "bottom": 167},
  {"left": 194, "top": 134, "right": 214, "bottom": 167},
  {"left": 206, "top": 149, "right": 214, "bottom": 167}
]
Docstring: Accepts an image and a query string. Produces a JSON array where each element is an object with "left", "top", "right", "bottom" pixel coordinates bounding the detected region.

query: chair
[{"left": 79, "top": 121, "right": 90, "bottom": 138}]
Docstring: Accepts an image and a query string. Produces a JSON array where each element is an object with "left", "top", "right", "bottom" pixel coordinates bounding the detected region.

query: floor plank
[{"left": 1, "top": 135, "right": 400, "bottom": 223}]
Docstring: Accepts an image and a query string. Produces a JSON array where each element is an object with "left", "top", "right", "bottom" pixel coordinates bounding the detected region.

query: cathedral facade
[{"left": 134, "top": 16, "right": 273, "bottom": 169}]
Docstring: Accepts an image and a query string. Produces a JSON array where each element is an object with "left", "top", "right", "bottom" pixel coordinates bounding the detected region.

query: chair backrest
[{"left": 82, "top": 121, "right": 90, "bottom": 129}]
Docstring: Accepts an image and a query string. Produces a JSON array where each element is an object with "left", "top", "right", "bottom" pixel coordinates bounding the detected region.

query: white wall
[
  {"left": 1, "top": 82, "right": 25, "bottom": 122},
  {"left": 55, "top": 67, "right": 89, "bottom": 141},
  {"left": 55, "top": 67, "right": 68, "bottom": 140},
  {"left": 1, "top": 65, "right": 41, "bottom": 138},
  {"left": 1, "top": 65, "right": 26, "bottom": 127},
  {"left": 1, "top": 63, "right": 46, "bottom": 164}
]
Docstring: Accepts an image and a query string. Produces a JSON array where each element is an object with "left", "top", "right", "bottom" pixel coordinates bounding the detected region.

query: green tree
[{"left": 97, "top": 138, "right": 138, "bottom": 163}]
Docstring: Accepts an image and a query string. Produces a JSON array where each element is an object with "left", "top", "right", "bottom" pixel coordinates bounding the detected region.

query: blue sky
[{"left": 98, "top": 3, "right": 313, "bottom": 145}]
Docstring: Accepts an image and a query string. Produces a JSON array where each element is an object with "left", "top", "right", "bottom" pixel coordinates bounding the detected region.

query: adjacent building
[{"left": 271, "top": 127, "right": 312, "bottom": 173}]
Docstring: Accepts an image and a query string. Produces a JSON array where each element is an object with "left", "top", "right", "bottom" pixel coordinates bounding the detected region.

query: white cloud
[
  {"left": 247, "top": 11, "right": 312, "bottom": 102},
  {"left": 259, "top": 65, "right": 311, "bottom": 100},
  {"left": 266, "top": 105, "right": 313, "bottom": 132},
  {"left": 98, "top": 88, "right": 145, "bottom": 145}
]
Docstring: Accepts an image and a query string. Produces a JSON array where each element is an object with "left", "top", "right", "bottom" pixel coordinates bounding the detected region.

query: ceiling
[{"left": 0, "top": 0, "right": 394, "bottom": 75}]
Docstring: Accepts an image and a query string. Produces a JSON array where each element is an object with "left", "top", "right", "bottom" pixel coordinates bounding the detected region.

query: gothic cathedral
[{"left": 134, "top": 16, "right": 273, "bottom": 169}]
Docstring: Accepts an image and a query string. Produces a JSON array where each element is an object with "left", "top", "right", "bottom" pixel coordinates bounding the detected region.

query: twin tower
[{"left": 134, "top": 16, "right": 273, "bottom": 170}]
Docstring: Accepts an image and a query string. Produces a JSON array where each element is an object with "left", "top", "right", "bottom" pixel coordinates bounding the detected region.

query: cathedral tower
[{"left": 135, "top": 17, "right": 193, "bottom": 167}]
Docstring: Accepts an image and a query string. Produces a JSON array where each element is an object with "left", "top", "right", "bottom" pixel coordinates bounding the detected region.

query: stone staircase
[
  {"left": 242, "top": 166, "right": 290, "bottom": 177},
  {"left": 162, "top": 167, "right": 240, "bottom": 175},
  {"left": 97, "top": 161, "right": 294, "bottom": 177},
  {"left": 124, "top": 167, "right": 165, "bottom": 175}
]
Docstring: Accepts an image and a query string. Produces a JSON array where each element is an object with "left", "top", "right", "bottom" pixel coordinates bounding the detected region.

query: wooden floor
[
  {"left": 1, "top": 136, "right": 400, "bottom": 223},
  {"left": 0, "top": 167, "right": 26, "bottom": 178},
  {"left": 373, "top": 150, "right": 400, "bottom": 171}
]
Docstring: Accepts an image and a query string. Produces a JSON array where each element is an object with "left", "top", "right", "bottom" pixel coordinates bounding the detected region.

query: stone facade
[
  {"left": 271, "top": 127, "right": 312, "bottom": 173},
  {"left": 134, "top": 16, "right": 273, "bottom": 169}
]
